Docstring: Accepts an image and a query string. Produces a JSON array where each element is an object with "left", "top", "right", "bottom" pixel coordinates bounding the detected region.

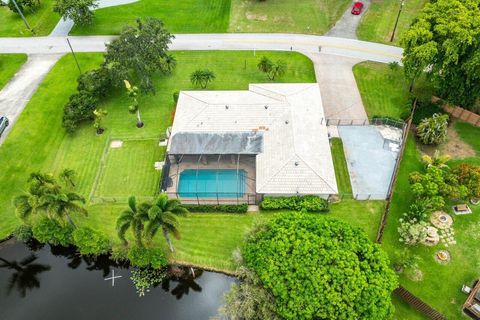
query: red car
[{"left": 351, "top": 1, "right": 364, "bottom": 15}]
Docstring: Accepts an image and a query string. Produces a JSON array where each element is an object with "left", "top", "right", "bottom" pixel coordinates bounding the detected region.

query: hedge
[
  {"left": 260, "top": 195, "right": 329, "bottom": 212},
  {"left": 184, "top": 203, "right": 248, "bottom": 213}
]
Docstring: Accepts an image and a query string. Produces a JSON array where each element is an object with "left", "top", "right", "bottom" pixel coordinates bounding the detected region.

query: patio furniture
[
  {"left": 464, "top": 285, "right": 473, "bottom": 294},
  {"left": 430, "top": 211, "right": 453, "bottom": 229},
  {"left": 453, "top": 204, "right": 472, "bottom": 215},
  {"left": 422, "top": 226, "right": 439, "bottom": 246}
]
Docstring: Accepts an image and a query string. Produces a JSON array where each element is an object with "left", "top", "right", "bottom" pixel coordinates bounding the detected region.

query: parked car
[
  {"left": 0, "top": 116, "right": 9, "bottom": 137},
  {"left": 351, "top": 1, "right": 364, "bottom": 15}
]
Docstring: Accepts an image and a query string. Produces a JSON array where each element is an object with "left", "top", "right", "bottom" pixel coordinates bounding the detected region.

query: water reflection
[
  {"left": 0, "top": 253, "right": 50, "bottom": 297},
  {"left": 162, "top": 266, "right": 203, "bottom": 299}
]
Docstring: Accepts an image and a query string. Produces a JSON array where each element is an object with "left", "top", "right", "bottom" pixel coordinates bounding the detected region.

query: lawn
[
  {"left": 357, "top": 0, "right": 429, "bottom": 45},
  {"left": 0, "top": 54, "right": 27, "bottom": 90},
  {"left": 454, "top": 121, "right": 480, "bottom": 155},
  {"left": 228, "top": 0, "right": 350, "bottom": 34},
  {"left": 330, "top": 138, "right": 352, "bottom": 194},
  {"left": 0, "top": 50, "right": 315, "bottom": 241},
  {"left": 0, "top": 0, "right": 60, "bottom": 36},
  {"left": 353, "top": 61, "right": 435, "bottom": 119},
  {"left": 71, "top": 0, "right": 231, "bottom": 35}
]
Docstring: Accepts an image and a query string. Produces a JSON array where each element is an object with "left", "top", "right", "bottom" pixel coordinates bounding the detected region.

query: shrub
[
  {"left": 14, "top": 224, "right": 33, "bottom": 242},
  {"left": 7, "top": 0, "right": 40, "bottom": 13},
  {"left": 62, "top": 91, "right": 98, "bottom": 133},
  {"left": 452, "top": 164, "right": 480, "bottom": 199},
  {"left": 398, "top": 219, "right": 428, "bottom": 246},
  {"left": 173, "top": 91, "right": 179, "bottom": 103},
  {"left": 260, "top": 195, "right": 329, "bottom": 212},
  {"left": 110, "top": 245, "right": 129, "bottom": 262},
  {"left": 32, "top": 218, "right": 74, "bottom": 246},
  {"left": 72, "top": 227, "right": 111, "bottom": 256},
  {"left": 403, "top": 196, "right": 445, "bottom": 221},
  {"left": 412, "top": 101, "right": 447, "bottom": 125},
  {"left": 127, "top": 246, "right": 168, "bottom": 269},
  {"left": 243, "top": 212, "right": 397, "bottom": 319},
  {"left": 77, "top": 67, "right": 111, "bottom": 98},
  {"left": 184, "top": 204, "right": 248, "bottom": 213},
  {"left": 416, "top": 113, "right": 449, "bottom": 145}
]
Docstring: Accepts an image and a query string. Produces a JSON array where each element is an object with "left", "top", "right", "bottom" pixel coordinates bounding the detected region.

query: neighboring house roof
[{"left": 168, "top": 83, "right": 338, "bottom": 195}]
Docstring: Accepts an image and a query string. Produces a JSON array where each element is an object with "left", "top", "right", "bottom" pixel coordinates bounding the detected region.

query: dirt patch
[
  {"left": 110, "top": 140, "right": 123, "bottom": 148},
  {"left": 246, "top": 12, "right": 267, "bottom": 21},
  {"left": 417, "top": 124, "right": 476, "bottom": 159}
]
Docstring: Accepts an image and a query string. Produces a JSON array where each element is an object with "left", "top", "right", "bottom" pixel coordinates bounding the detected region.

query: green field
[
  {"left": 330, "top": 138, "right": 352, "bottom": 194},
  {"left": 0, "top": 0, "right": 60, "bottom": 36},
  {"left": 71, "top": 0, "right": 231, "bottom": 35},
  {"left": 228, "top": 0, "right": 350, "bottom": 34},
  {"left": 0, "top": 54, "right": 27, "bottom": 90},
  {"left": 357, "top": 0, "right": 429, "bottom": 45},
  {"left": 454, "top": 121, "right": 480, "bottom": 155}
]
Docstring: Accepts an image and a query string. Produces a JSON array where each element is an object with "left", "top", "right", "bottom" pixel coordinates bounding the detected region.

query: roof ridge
[
  {"left": 256, "top": 154, "right": 297, "bottom": 192},
  {"left": 179, "top": 92, "right": 211, "bottom": 127},
  {"left": 249, "top": 84, "right": 287, "bottom": 102},
  {"left": 295, "top": 153, "right": 337, "bottom": 193}
]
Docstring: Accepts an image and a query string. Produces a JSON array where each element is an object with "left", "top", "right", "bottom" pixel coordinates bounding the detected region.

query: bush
[
  {"left": 77, "top": 67, "right": 111, "bottom": 98},
  {"left": 110, "top": 245, "right": 129, "bottom": 262},
  {"left": 398, "top": 218, "right": 428, "bottom": 246},
  {"left": 7, "top": 0, "right": 40, "bottom": 12},
  {"left": 14, "top": 224, "right": 33, "bottom": 242},
  {"left": 260, "top": 195, "right": 329, "bottom": 212},
  {"left": 184, "top": 204, "right": 248, "bottom": 213},
  {"left": 412, "top": 101, "right": 448, "bottom": 125},
  {"left": 243, "top": 212, "right": 397, "bottom": 319},
  {"left": 417, "top": 113, "right": 449, "bottom": 145},
  {"left": 32, "top": 218, "right": 74, "bottom": 246},
  {"left": 62, "top": 91, "right": 98, "bottom": 133},
  {"left": 72, "top": 227, "right": 111, "bottom": 256},
  {"left": 127, "top": 246, "right": 168, "bottom": 269},
  {"left": 173, "top": 91, "right": 179, "bottom": 103}
]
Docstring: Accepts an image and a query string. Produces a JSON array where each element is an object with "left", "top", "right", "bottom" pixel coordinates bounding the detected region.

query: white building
[{"left": 164, "top": 83, "right": 338, "bottom": 204}]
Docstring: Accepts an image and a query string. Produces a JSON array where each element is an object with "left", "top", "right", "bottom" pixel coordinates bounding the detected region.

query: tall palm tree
[
  {"left": 190, "top": 70, "right": 215, "bottom": 89},
  {"left": 39, "top": 191, "right": 88, "bottom": 228},
  {"left": 145, "top": 193, "right": 188, "bottom": 252},
  {"left": 14, "top": 188, "right": 42, "bottom": 222},
  {"left": 116, "top": 196, "right": 149, "bottom": 247},
  {"left": 59, "top": 168, "right": 76, "bottom": 188},
  {"left": 0, "top": 254, "right": 51, "bottom": 297}
]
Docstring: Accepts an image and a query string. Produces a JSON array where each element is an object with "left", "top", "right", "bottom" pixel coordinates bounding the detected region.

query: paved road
[
  {"left": 0, "top": 34, "right": 403, "bottom": 63},
  {"left": 326, "top": 0, "right": 372, "bottom": 39}
]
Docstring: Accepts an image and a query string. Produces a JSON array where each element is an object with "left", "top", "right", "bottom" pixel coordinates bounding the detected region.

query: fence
[
  {"left": 163, "top": 192, "right": 262, "bottom": 205},
  {"left": 324, "top": 117, "right": 405, "bottom": 129},
  {"left": 432, "top": 96, "right": 480, "bottom": 127},
  {"left": 394, "top": 287, "right": 447, "bottom": 320},
  {"left": 335, "top": 193, "right": 389, "bottom": 201}
]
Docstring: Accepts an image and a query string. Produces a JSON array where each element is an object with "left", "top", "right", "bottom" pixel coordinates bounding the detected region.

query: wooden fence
[
  {"left": 432, "top": 96, "right": 480, "bottom": 127},
  {"left": 394, "top": 287, "right": 447, "bottom": 320}
]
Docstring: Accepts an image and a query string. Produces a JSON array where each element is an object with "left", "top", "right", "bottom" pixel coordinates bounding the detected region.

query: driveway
[
  {"left": 326, "top": 0, "right": 372, "bottom": 39},
  {"left": 306, "top": 53, "right": 368, "bottom": 121}
]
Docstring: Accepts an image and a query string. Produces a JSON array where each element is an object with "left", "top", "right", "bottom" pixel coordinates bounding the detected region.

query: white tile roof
[{"left": 169, "top": 83, "right": 338, "bottom": 195}]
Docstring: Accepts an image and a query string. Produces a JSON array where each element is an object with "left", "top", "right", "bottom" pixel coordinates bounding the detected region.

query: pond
[{"left": 0, "top": 240, "right": 234, "bottom": 320}]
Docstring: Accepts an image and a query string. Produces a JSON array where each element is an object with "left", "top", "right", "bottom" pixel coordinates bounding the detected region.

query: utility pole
[
  {"left": 66, "top": 38, "right": 82, "bottom": 74},
  {"left": 390, "top": 0, "right": 405, "bottom": 42},
  {"left": 10, "top": 0, "right": 32, "bottom": 32}
]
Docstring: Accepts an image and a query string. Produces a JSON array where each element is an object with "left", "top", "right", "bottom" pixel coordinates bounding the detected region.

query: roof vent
[
  {"left": 264, "top": 105, "right": 268, "bottom": 109},
  {"left": 225, "top": 105, "right": 229, "bottom": 110},
  {"left": 285, "top": 120, "right": 289, "bottom": 124},
  {"left": 294, "top": 161, "right": 299, "bottom": 166}
]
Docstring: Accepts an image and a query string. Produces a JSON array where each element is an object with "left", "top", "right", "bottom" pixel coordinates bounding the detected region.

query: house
[
  {"left": 162, "top": 83, "right": 338, "bottom": 204},
  {"left": 464, "top": 280, "right": 480, "bottom": 319}
]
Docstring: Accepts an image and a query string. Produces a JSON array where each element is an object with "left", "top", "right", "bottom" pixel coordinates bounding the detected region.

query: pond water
[{"left": 0, "top": 240, "right": 234, "bottom": 320}]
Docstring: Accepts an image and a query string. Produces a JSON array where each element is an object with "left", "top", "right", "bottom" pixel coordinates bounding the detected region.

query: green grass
[
  {"left": 381, "top": 132, "right": 480, "bottom": 318},
  {"left": 93, "top": 139, "right": 166, "bottom": 201},
  {"left": 0, "top": 0, "right": 60, "bottom": 36},
  {"left": 71, "top": 0, "right": 231, "bottom": 35},
  {"left": 454, "top": 121, "right": 480, "bottom": 155},
  {"left": 0, "top": 50, "right": 315, "bottom": 241},
  {"left": 353, "top": 61, "right": 435, "bottom": 119},
  {"left": 0, "top": 54, "right": 27, "bottom": 90},
  {"left": 330, "top": 138, "right": 352, "bottom": 194},
  {"left": 228, "top": 0, "right": 350, "bottom": 34},
  {"left": 357, "top": 0, "right": 429, "bottom": 45}
]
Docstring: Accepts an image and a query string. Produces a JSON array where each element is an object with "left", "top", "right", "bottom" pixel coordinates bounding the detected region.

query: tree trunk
[
  {"left": 66, "top": 214, "right": 77, "bottom": 228},
  {"left": 409, "top": 78, "right": 415, "bottom": 93},
  {"left": 163, "top": 228, "right": 174, "bottom": 252}
]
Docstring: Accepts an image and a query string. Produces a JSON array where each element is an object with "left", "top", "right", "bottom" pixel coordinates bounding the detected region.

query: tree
[
  {"left": 7, "top": 0, "right": 40, "bottom": 13},
  {"left": 116, "top": 196, "right": 149, "bottom": 247},
  {"left": 144, "top": 193, "right": 188, "bottom": 252},
  {"left": 93, "top": 108, "right": 107, "bottom": 134},
  {"left": 257, "top": 57, "right": 287, "bottom": 80},
  {"left": 53, "top": 0, "right": 97, "bottom": 26},
  {"left": 123, "top": 80, "right": 144, "bottom": 128},
  {"left": 241, "top": 212, "right": 397, "bottom": 320},
  {"left": 190, "top": 70, "right": 216, "bottom": 89},
  {"left": 104, "top": 18, "right": 175, "bottom": 94},
  {"left": 416, "top": 113, "right": 449, "bottom": 145},
  {"left": 62, "top": 90, "right": 98, "bottom": 133},
  {"left": 401, "top": 0, "right": 480, "bottom": 107},
  {"left": 421, "top": 150, "right": 450, "bottom": 169},
  {"left": 59, "top": 168, "right": 76, "bottom": 188},
  {"left": 40, "top": 191, "right": 87, "bottom": 228},
  {"left": 452, "top": 164, "right": 480, "bottom": 200}
]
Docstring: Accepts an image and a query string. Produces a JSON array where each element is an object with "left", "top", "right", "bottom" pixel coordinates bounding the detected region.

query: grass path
[
  {"left": 331, "top": 138, "right": 352, "bottom": 194},
  {"left": 0, "top": 54, "right": 27, "bottom": 90}
]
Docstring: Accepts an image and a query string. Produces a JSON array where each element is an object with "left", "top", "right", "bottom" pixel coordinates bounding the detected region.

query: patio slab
[{"left": 338, "top": 126, "right": 401, "bottom": 199}]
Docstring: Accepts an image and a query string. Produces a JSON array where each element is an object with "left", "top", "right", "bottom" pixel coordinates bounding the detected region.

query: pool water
[{"left": 178, "top": 169, "right": 246, "bottom": 198}]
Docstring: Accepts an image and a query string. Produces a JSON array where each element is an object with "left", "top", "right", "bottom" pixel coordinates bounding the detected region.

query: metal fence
[{"left": 324, "top": 117, "right": 406, "bottom": 129}]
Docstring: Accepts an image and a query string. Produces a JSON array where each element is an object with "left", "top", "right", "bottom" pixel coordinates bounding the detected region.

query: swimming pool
[{"left": 178, "top": 169, "right": 246, "bottom": 198}]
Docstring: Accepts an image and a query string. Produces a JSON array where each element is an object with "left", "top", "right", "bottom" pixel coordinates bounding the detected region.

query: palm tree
[
  {"left": 59, "top": 168, "right": 76, "bottom": 188},
  {"left": 257, "top": 56, "right": 273, "bottom": 75},
  {"left": 145, "top": 193, "right": 188, "bottom": 252},
  {"left": 39, "top": 191, "right": 88, "bottom": 228},
  {"left": 190, "top": 70, "right": 215, "bottom": 89},
  {"left": 116, "top": 196, "right": 149, "bottom": 247},
  {"left": 0, "top": 254, "right": 51, "bottom": 297},
  {"left": 270, "top": 60, "right": 286, "bottom": 80},
  {"left": 14, "top": 188, "right": 42, "bottom": 222},
  {"left": 422, "top": 150, "right": 450, "bottom": 169}
]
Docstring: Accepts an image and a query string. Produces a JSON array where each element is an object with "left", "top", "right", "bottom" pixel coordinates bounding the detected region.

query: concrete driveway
[
  {"left": 306, "top": 53, "right": 368, "bottom": 121},
  {"left": 326, "top": 0, "right": 372, "bottom": 39}
]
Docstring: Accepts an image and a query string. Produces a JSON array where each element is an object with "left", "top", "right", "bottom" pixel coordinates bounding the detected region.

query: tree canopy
[
  {"left": 53, "top": 0, "right": 97, "bottom": 26},
  {"left": 104, "top": 18, "right": 176, "bottom": 94},
  {"left": 242, "top": 212, "right": 398, "bottom": 320},
  {"left": 401, "top": 0, "right": 480, "bottom": 109}
]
